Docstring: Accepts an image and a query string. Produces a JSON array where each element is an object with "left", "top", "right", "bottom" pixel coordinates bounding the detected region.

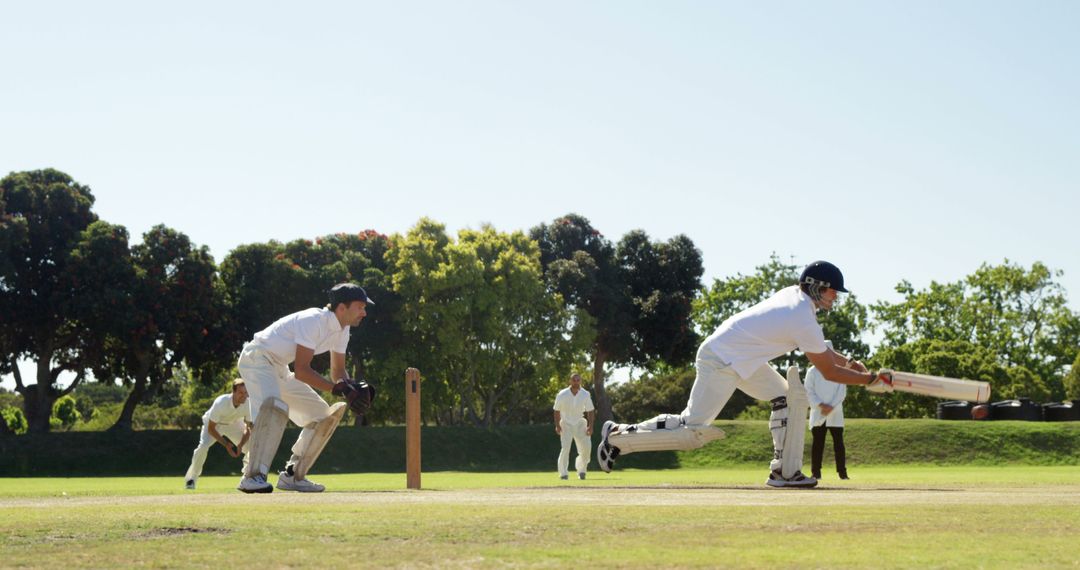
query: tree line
[{"left": 2, "top": 169, "right": 1078, "bottom": 434}]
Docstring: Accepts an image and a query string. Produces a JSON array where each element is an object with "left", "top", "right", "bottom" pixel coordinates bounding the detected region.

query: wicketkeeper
[
  {"left": 597, "top": 261, "right": 892, "bottom": 488},
  {"left": 235, "top": 283, "right": 376, "bottom": 493},
  {"left": 184, "top": 378, "right": 252, "bottom": 489}
]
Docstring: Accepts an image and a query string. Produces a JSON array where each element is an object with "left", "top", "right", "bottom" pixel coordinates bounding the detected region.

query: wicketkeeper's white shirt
[
  {"left": 805, "top": 365, "right": 846, "bottom": 427},
  {"left": 203, "top": 394, "right": 252, "bottom": 425},
  {"left": 701, "top": 285, "right": 828, "bottom": 379},
  {"left": 553, "top": 387, "right": 594, "bottom": 425},
  {"left": 248, "top": 307, "right": 350, "bottom": 365}
]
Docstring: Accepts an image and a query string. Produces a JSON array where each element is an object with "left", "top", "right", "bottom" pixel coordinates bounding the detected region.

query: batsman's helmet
[{"left": 799, "top": 261, "right": 848, "bottom": 293}]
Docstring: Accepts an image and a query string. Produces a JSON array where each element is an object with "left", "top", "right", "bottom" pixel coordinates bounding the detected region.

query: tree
[
  {"left": 530, "top": 215, "right": 704, "bottom": 423},
  {"left": 1064, "top": 353, "right": 1080, "bottom": 401},
  {"left": 1, "top": 406, "right": 28, "bottom": 435},
  {"left": 872, "top": 260, "right": 1080, "bottom": 400},
  {"left": 105, "top": 226, "right": 231, "bottom": 431},
  {"left": 388, "top": 219, "right": 587, "bottom": 426},
  {"left": 0, "top": 169, "right": 120, "bottom": 432}
]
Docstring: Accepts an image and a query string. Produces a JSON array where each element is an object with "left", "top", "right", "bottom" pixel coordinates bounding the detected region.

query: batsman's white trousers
[
  {"left": 184, "top": 421, "right": 248, "bottom": 482},
  {"left": 558, "top": 419, "right": 591, "bottom": 476},
  {"left": 237, "top": 344, "right": 334, "bottom": 464},
  {"left": 632, "top": 346, "right": 788, "bottom": 469}
]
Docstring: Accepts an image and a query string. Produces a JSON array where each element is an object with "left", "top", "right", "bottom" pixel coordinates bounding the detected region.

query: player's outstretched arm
[{"left": 807, "top": 351, "right": 891, "bottom": 387}]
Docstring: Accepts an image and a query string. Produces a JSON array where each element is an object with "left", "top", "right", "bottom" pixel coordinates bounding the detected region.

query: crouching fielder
[
  {"left": 184, "top": 379, "right": 252, "bottom": 489},
  {"left": 597, "top": 261, "right": 892, "bottom": 488},
  {"left": 236, "top": 283, "right": 377, "bottom": 494}
]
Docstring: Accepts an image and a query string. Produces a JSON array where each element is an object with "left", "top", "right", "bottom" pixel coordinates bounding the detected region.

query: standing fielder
[
  {"left": 184, "top": 379, "right": 252, "bottom": 489},
  {"left": 597, "top": 261, "right": 892, "bottom": 488},
  {"left": 553, "top": 373, "right": 596, "bottom": 480},
  {"left": 235, "top": 283, "right": 376, "bottom": 494}
]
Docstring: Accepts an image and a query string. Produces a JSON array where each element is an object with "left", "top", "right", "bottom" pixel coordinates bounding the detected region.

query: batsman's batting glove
[{"left": 865, "top": 369, "right": 894, "bottom": 394}]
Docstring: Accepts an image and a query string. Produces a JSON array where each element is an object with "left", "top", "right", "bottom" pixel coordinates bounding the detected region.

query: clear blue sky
[{"left": 3, "top": 2, "right": 1078, "bottom": 386}]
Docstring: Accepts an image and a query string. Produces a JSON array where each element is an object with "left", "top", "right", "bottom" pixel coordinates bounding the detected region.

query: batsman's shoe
[
  {"left": 237, "top": 474, "right": 273, "bottom": 494},
  {"left": 185, "top": 479, "right": 195, "bottom": 490},
  {"left": 766, "top": 469, "right": 818, "bottom": 489},
  {"left": 276, "top": 471, "right": 325, "bottom": 493},
  {"left": 597, "top": 420, "right": 621, "bottom": 473}
]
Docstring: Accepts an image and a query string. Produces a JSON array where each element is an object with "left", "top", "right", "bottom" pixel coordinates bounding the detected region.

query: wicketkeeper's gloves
[{"left": 332, "top": 379, "right": 376, "bottom": 416}]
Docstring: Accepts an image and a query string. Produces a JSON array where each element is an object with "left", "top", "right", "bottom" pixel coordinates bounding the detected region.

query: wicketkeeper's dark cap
[
  {"left": 799, "top": 261, "right": 849, "bottom": 293},
  {"left": 328, "top": 283, "right": 375, "bottom": 307}
]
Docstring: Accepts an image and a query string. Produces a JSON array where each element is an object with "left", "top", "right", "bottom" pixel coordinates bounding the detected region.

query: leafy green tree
[
  {"left": 52, "top": 395, "right": 79, "bottom": 430},
  {"left": 872, "top": 261, "right": 1080, "bottom": 400},
  {"left": 1064, "top": 353, "right": 1080, "bottom": 400},
  {"left": 0, "top": 170, "right": 125, "bottom": 432},
  {"left": 102, "top": 226, "right": 231, "bottom": 431},
  {"left": 530, "top": 215, "right": 704, "bottom": 423},
  {"left": 0, "top": 182, "right": 28, "bottom": 280},
  {"left": 388, "top": 220, "right": 587, "bottom": 426}
]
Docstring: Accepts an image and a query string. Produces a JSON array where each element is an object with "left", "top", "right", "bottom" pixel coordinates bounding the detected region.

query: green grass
[{"left": 2, "top": 467, "right": 1079, "bottom": 568}]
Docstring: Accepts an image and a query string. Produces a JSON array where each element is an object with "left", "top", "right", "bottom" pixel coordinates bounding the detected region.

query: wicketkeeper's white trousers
[
  {"left": 557, "top": 419, "right": 591, "bottom": 476},
  {"left": 184, "top": 421, "right": 248, "bottom": 482},
  {"left": 237, "top": 344, "right": 334, "bottom": 464}
]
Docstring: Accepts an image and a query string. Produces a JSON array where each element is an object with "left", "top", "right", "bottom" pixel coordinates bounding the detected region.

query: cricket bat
[{"left": 881, "top": 369, "right": 991, "bottom": 403}]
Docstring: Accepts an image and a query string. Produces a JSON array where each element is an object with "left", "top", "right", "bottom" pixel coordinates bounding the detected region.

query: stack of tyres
[
  {"left": 1042, "top": 401, "right": 1080, "bottom": 422},
  {"left": 937, "top": 400, "right": 972, "bottom": 420},
  {"left": 990, "top": 398, "right": 1043, "bottom": 421}
]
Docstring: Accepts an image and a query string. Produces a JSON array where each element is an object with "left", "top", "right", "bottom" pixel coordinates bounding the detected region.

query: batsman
[
  {"left": 235, "top": 283, "right": 376, "bottom": 493},
  {"left": 597, "top": 261, "right": 893, "bottom": 488}
]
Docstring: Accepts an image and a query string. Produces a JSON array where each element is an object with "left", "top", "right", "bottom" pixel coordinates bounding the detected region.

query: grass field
[{"left": 3, "top": 466, "right": 1079, "bottom": 569}]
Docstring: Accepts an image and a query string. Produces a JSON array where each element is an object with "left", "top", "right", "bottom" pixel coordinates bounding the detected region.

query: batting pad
[
  {"left": 608, "top": 424, "right": 726, "bottom": 455},
  {"left": 292, "top": 402, "right": 346, "bottom": 479},
  {"left": 780, "top": 366, "right": 809, "bottom": 479},
  {"left": 244, "top": 397, "right": 290, "bottom": 478}
]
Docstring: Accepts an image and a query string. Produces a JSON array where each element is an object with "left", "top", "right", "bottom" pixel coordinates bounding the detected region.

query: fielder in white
[
  {"left": 597, "top": 261, "right": 893, "bottom": 488},
  {"left": 553, "top": 373, "right": 596, "bottom": 480},
  {"left": 805, "top": 342, "right": 849, "bottom": 480},
  {"left": 184, "top": 379, "right": 252, "bottom": 489},
  {"left": 235, "top": 283, "right": 376, "bottom": 494}
]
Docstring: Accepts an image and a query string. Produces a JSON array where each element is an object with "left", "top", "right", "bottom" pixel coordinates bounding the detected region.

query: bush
[
  {"left": 1065, "top": 353, "right": 1080, "bottom": 400},
  {"left": 1, "top": 406, "right": 29, "bottom": 435},
  {"left": 52, "top": 395, "right": 79, "bottom": 431}
]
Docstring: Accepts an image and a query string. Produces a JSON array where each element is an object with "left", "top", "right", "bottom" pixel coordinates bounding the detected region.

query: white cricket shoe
[
  {"left": 276, "top": 471, "right": 325, "bottom": 493},
  {"left": 237, "top": 474, "right": 273, "bottom": 494},
  {"left": 766, "top": 469, "right": 818, "bottom": 489},
  {"left": 597, "top": 420, "right": 621, "bottom": 473}
]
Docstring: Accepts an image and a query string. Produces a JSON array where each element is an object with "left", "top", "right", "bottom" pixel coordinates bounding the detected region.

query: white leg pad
[
  {"left": 245, "top": 397, "right": 290, "bottom": 478},
  {"left": 609, "top": 423, "right": 725, "bottom": 455},
  {"left": 781, "top": 367, "right": 807, "bottom": 479},
  {"left": 291, "top": 402, "right": 346, "bottom": 479}
]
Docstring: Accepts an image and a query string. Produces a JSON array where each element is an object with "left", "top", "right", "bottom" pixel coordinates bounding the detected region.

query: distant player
[
  {"left": 597, "top": 261, "right": 892, "bottom": 488},
  {"left": 184, "top": 379, "right": 252, "bottom": 490},
  {"left": 553, "top": 373, "right": 595, "bottom": 480},
  {"left": 235, "top": 283, "right": 376, "bottom": 494}
]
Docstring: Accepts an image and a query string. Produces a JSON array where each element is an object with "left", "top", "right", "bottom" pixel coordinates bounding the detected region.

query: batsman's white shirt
[
  {"left": 701, "top": 285, "right": 828, "bottom": 379},
  {"left": 203, "top": 394, "right": 251, "bottom": 426},
  {"left": 553, "top": 387, "right": 595, "bottom": 424},
  {"left": 249, "top": 308, "right": 351, "bottom": 364},
  {"left": 804, "top": 365, "right": 846, "bottom": 427}
]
